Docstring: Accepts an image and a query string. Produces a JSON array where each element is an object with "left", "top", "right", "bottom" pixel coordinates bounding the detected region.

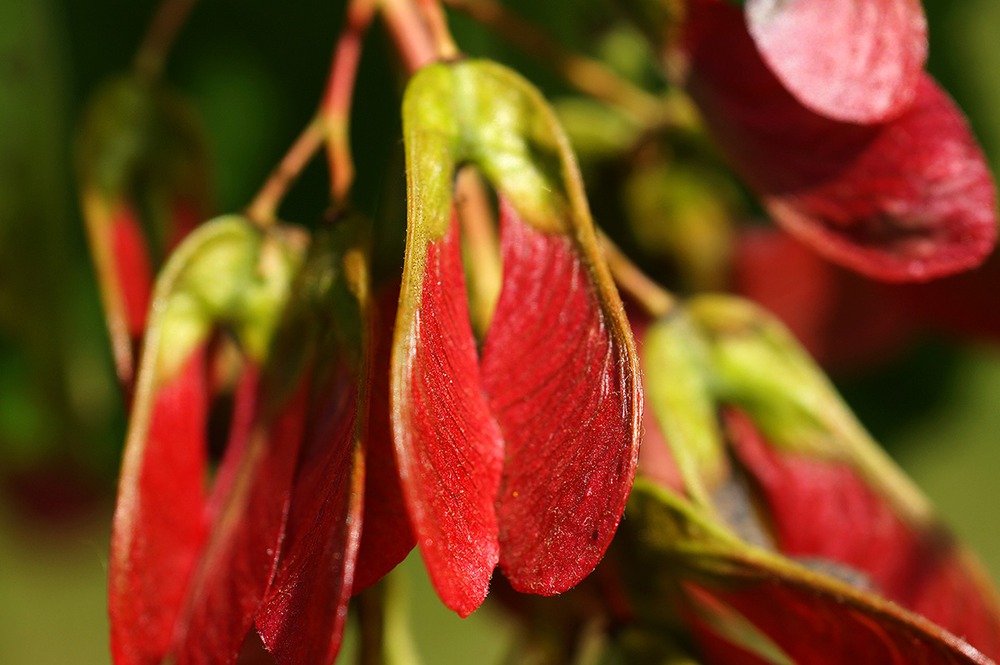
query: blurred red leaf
[
  {"left": 899, "top": 250, "right": 1000, "bottom": 343},
  {"left": 169, "top": 374, "right": 309, "bottom": 665},
  {"left": 688, "top": 577, "right": 994, "bottom": 664},
  {"left": 76, "top": 77, "right": 212, "bottom": 393},
  {"left": 110, "top": 202, "right": 154, "bottom": 341},
  {"left": 732, "top": 229, "right": 1000, "bottom": 368},
  {"left": 725, "top": 409, "right": 1000, "bottom": 658},
  {"left": 108, "top": 218, "right": 317, "bottom": 664},
  {"left": 256, "top": 366, "right": 363, "bottom": 665},
  {"left": 744, "top": 0, "right": 926, "bottom": 123},
  {"left": 353, "top": 286, "right": 415, "bottom": 593},
  {"left": 731, "top": 227, "right": 912, "bottom": 369},
  {"left": 684, "top": 1, "right": 996, "bottom": 282},
  {"left": 626, "top": 484, "right": 997, "bottom": 665},
  {"left": 110, "top": 346, "right": 210, "bottom": 664}
]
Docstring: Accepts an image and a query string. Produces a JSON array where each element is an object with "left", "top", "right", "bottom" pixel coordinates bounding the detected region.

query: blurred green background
[{"left": 1, "top": 0, "right": 998, "bottom": 662}]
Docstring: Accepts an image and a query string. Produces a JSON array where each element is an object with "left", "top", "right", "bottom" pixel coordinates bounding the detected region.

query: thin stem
[
  {"left": 356, "top": 583, "right": 386, "bottom": 665},
  {"left": 600, "top": 232, "right": 677, "bottom": 318},
  {"left": 455, "top": 168, "right": 501, "bottom": 339},
  {"left": 442, "top": 0, "right": 664, "bottom": 124},
  {"left": 379, "top": 0, "right": 439, "bottom": 73},
  {"left": 134, "top": 0, "right": 200, "bottom": 80},
  {"left": 417, "top": 0, "right": 460, "bottom": 60},
  {"left": 246, "top": 0, "right": 380, "bottom": 221},
  {"left": 322, "top": 0, "right": 378, "bottom": 204},
  {"left": 244, "top": 118, "right": 326, "bottom": 227}
]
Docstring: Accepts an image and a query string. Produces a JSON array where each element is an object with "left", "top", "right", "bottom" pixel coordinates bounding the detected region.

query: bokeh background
[{"left": 1, "top": 1, "right": 999, "bottom": 662}]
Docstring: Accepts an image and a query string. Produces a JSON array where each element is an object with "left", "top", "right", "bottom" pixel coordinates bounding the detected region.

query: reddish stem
[
  {"left": 245, "top": 119, "right": 326, "bottom": 226},
  {"left": 322, "top": 0, "right": 378, "bottom": 203},
  {"left": 417, "top": 0, "right": 459, "bottom": 60},
  {"left": 134, "top": 0, "right": 201, "bottom": 80},
  {"left": 454, "top": 168, "right": 501, "bottom": 339},
  {"left": 380, "top": 0, "right": 439, "bottom": 73},
  {"left": 600, "top": 233, "right": 677, "bottom": 318},
  {"left": 247, "top": 0, "right": 452, "bottom": 217},
  {"left": 247, "top": 0, "right": 382, "bottom": 220}
]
